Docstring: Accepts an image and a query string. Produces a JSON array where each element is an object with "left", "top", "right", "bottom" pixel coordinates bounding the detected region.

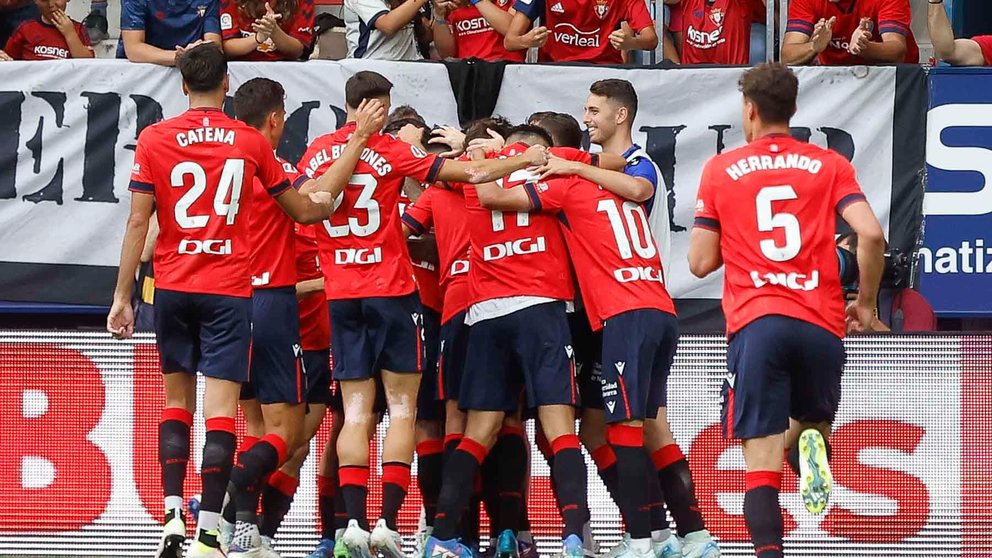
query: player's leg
[
  {"left": 219, "top": 396, "right": 263, "bottom": 540},
  {"left": 414, "top": 307, "right": 444, "bottom": 553},
  {"left": 310, "top": 387, "right": 345, "bottom": 558},
  {"left": 230, "top": 288, "right": 306, "bottom": 557},
  {"left": 426, "top": 315, "right": 518, "bottom": 558},
  {"left": 785, "top": 321, "right": 845, "bottom": 516},
  {"left": 520, "top": 303, "right": 588, "bottom": 556},
  {"left": 723, "top": 317, "right": 793, "bottom": 558}
]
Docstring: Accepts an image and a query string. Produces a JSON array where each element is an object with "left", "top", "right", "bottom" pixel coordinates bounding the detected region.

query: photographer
[{"left": 837, "top": 233, "right": 936, "bottom": 332}]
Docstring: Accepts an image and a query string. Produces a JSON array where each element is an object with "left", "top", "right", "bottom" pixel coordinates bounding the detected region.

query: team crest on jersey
[
  {"left": 709, "top": 7, "right": 724, "bottom": 26},
  {"left": 497, "top": 0, "right": 510, "bottom": 7},
  {"left": 594, "top": 0, "right": 608, "bottom": 19}
]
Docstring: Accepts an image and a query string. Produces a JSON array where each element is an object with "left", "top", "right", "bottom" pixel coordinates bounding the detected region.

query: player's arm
[
  {"left": 840, "top": 201, "right": 885, "bottom": 332},
  {"left": 435, "top": 144, "right": 548, "bottom": 184},
  {"left": 504, "top": 3, "right": 548, "bottom": 52},
  {"left": 929, "top": 2, "right": 985, "bottom": 65},
  {"left": 688, "top": 160, "right": 723, "bottom": 277},
  {"left": 296, "top": 277, "right": 324, "bottom": 298},
  {"left": 475, "top": 182, "right": 533, "bottom": 212},
  {"left": 108, "top": 192, "right": 155, "bottom": 339},
  {"left": 538, "top": 155, "right": 653, "bottom": 202}
]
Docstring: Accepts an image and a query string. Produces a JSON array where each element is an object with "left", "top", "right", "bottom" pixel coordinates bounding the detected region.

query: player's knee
[
  {"left": 202, "top": 436, "right": 235, "bottom": 469},
  {"left": 579, "top": 421, "right": 607, "bottom": 450}
]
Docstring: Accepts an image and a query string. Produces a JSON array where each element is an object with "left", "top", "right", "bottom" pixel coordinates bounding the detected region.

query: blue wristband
[{"left": 470, "top": 0, "right": 482, "bottom": 5}]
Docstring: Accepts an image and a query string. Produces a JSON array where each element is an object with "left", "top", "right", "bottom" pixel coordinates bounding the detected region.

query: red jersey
[
  {"left": 462, "top": 143, "right": 590, "bottom": 305},
  {"left": 4, "top": 18, "right": 91, "bottom": 60},
  {"left": 786, "top": 0, "right": 919, "bottom": 65},
  {"left": 975, "top": 35, "right": 992, "bottom": 65},
  {"left": 403, "top": 184, "right": 473, "bottom": 324},
  {"left": 513, "top": 0, "right": 654, "bottom": 63},
  {"left": 298, "top": 123, "right": 445, "bottom": 300},
  {"left": 693, "top": 134, "right": 867, "bottom": 338},
  {"left": 250, "top": 156, "right": 308, "bottom": 288},
  {"left": 681, "top": 0, "right": 763, "bottom": 65},
  {"left": 525, "top": 176, "right": 675, "bottom": 330},
  {"left": 220, "top": 0, "right": 314, "bottom": 61},
  {"left": 295, "top": 224, "right": 330, "bottom": 350},
  {"left": 399, "top": 188, "right": 443, "bottom": 313},
  {"left": 129, "top": 107, "right": 290, "bottom": 298},
  {"left": 448, "top": 0, "right": 526, "bottom": 61}
]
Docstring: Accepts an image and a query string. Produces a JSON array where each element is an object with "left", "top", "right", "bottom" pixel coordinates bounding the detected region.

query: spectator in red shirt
[
  {"left": 432, "top": 0, "right": 525, "bottom": 61},
  {"left": 504, "top": 0, "right": 658, "bottom": 64},
  {"left": 220, "top": 0, "right": 314, "bottom": 60},
  {"left": 676, "top": 0, "right": 764, "bottom": 64},
  {"left": 928, "top": 0, "right": 992, "bottom": 66},
  {"left": 782, "top": 0, "right": 919, "bottom": 66},
  {"left": 1, "top": 0, "right": 93, "bottom": 60}
]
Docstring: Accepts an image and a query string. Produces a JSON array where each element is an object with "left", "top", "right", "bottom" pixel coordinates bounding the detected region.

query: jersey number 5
[
  {"left": 172, "top": 159, "right": 244, "bottom": 229},
  {"left": 756, "top": 185, "right": 801, "bottom": 262}
]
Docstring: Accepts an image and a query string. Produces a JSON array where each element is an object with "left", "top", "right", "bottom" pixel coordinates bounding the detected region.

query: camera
[{"left": 837, "top": 243, "right": 911, "bottom": 291}]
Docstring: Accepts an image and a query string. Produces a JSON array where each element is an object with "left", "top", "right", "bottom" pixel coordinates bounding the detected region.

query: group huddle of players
[{"left": 107, "top": 40, "right": 886, "bottom": 558}]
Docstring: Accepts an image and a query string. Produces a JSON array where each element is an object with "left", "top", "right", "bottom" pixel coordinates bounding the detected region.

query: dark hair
[
  {"left": 505, "top": 124, "right": 553, "bottom": 148},
  {"left": 463, "top": 116, "right": 513, "bottom": 146},
  {"left": 534, "top": 112, "right": 582, "bottom": 149},
  {"left": 237, "top": 0, "right": 298, "bottom": 30},
  {"left": 345, "top": 71, "right": 393, "bottom": 109},
  {"left": 738, "top": 63, "right": 798, "bottom": 125},
  {"left": 388, "top": 105, "right": 426, "bottom": 127},
  {"left": 176, "top": 43, "right": 227, "bottom": 93},
  {"left": 527, "top": 111, "right": 556, "bottom": 126},
  {"left": 383, "top": 117, "right": 431, "bottom": 147},
  {"left": 589, "top": 79, "right": 638, "bottom": 123},
  {"left": 233, "top": 78, "right": 285, "bottom": 129}
]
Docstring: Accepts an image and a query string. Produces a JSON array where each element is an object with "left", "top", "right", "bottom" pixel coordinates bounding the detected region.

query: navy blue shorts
[
  {"left": 329, "top": 292, "right": 425, "bottom": 380},
  {"left": 304, "top": 348, "right": 333, "bottom": 405},
  {"left": 568, "top": 311, "right": 604, "bottom": 410},
  {"left": 722, "top": 315, "right": 846, "bottom": 440},
  {"left": 460, "top": 302, "right": 576, "bottom": 412},
  {"left": 600, "top": 309, "right": 678, "bottom": 423},
  {"left": 247, "top": 287, "right": 305, "bottom": 405},
  {"left": 437, "top": 311, "right": 470, "bottom": 403},
  {"left": 154, "top": 289, "right": 251, "bottom": 382},
  {"left": 417, "top": 307, "right": 443, "bottom": 421}
]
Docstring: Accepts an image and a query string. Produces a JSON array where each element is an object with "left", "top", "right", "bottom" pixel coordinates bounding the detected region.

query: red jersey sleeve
[
  {"left": 129, "top": 132, "right": 156, "bottom": 194},
  {"left": 74, "top": 21, "right": 93, "bottom": 47},
  {"left": 287, "top": 0, "right": 315, "bottom": 46},
  {"left": 549, "top": 147, "right": 597, "bottom": 166},
  {"left": 279, "top": 157, "right": 310, "bottom": 190},
  {"left": 219, "top": 0, "right": 241, "bottom": 40},
  {"left": 256, "top": 137, "right": 292, "bottom": 197},
  {"left": 976, "top": 35, "right": 992, "bottom": 65},
  {"left": 625, "top": 0, "right": 654, "bottom": 33},
  {"left": 3, "top": 23, "right": 25, "bottom": 59},
  {"left": 785, "top": 0, "right": 815, "bottom": 36},
  {"left": 830, "top": 156, "right": 868, "bottom": 215},
  {"left": 877, "top": 0, "right": 912, "bottom": 37},
  {"left": 402, "top": 186, "right": 435, "bottom": 235},
  {"left": 523, "top": 178, "right": 568, "bottom": 213},
  {"left": 693, "top": 158, "right": 721, "bottom": 232},
  {"left": 385, "top": 135, "right": 445, "bottom": 184}
]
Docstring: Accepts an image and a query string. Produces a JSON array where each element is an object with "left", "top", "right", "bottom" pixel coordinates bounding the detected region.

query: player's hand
[
  {"left": 354, "top": 98, "right": 386, "bottom": 139},
  {"left": 397, "top": 122, "right": 426, "bottom": 148},
  {"left": 810, "top": 16, "right": 835, "bottom": 54},
  {"left": 521, "top": 26, "right": 549, "bottom": 48},
  {"left": 308, "top": 190, "right": 338, "bottom": 207},
  {"left": 523, "top": 144, "right": 549, "bottom": 166},
  {"left": 107, "top": 299, "right": 135, "bottom": 340},
  {"left": 0, "top": 49, "right": 12, "bottom": 61},
  {"left": 848, "top": 17, "right": 872, "bottom": 56},
  {"left": 609, "top": 22, "right": 635, "bottom": 51},
  {"left": 51, "top": 9, "right": 76, "bottom": 36},
  {"left": 466, "top": 128, "right": 505, "bottom": 155},
  {"left": 536, "top": 154, "right": 577, "bottom": 179},
  {"left": 845, "top": 301, "right": 877, "bottom": 334},
  {"left": 429, "top": 125, "right": 466, "bottom": 157}
]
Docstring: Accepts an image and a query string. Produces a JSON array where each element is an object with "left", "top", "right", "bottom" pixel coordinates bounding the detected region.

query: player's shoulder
[{"left": 796, "top": 141, "right": 853, "bottom": 172}]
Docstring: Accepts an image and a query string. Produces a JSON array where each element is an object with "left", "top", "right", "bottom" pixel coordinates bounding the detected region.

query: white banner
[{"left": 493, "top": 65, "right": 897, "bottom": 299}]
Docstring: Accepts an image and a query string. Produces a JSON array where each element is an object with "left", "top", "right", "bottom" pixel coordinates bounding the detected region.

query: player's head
[
  {"left": 585, "top": 79, "right": 638, "bottom": 145},
  {"left": 388, "top": 105, "right": 427, "bottom": 127},
  {"left": 526, "top": 111, "right": 557, "bottom": 126},
  {"left": 738, "top": 63, "right": 798, "bottom": 142},
  {"left": 345, "top": 71, "right": 393, "bottom": 115},
  {"left": 533, "top": 112, "right": 583, "bottom": 149},
  {"left": 234, "top": 78, "right": 287, "bottom": 143},
  {"left": 383, "top": 117, "right": 431, "bottom": 151},
  {"left": 463, "top": 116, "right": 513, "bottom": 147},
  {"left": 505, "top": 124, "right": 553, "bottom": 148},
  {"left": 176, "top": 43, "right": 229, "bottom": 98}
]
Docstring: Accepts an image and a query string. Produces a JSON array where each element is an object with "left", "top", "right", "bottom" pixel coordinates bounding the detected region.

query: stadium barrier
[
  {"left": 1, "top": 331, "right": 989, "bottom": 557},
  {"left": 0, "top": 60, "right": 927, "bottom": 329}
]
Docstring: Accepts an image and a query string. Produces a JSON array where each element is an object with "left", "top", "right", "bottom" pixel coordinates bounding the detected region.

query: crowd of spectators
[{"left": 0, "top": 0, "right": 989, "bottom": 66}]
